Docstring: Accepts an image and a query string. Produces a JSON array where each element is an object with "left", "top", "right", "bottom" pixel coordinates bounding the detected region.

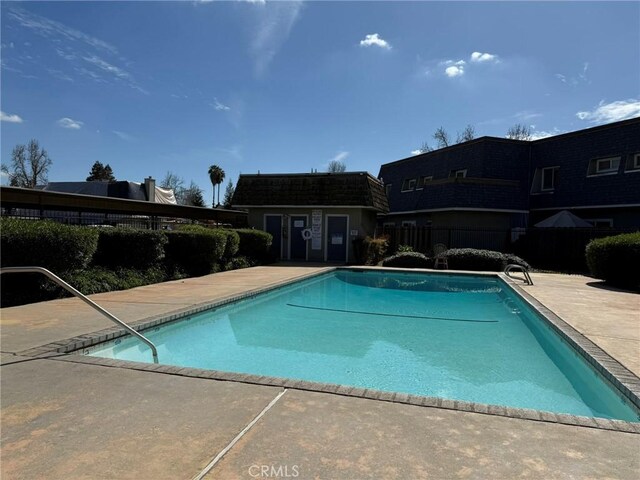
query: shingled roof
[{"left": 232, "top": 172, "right": 389, "bottom": 213}]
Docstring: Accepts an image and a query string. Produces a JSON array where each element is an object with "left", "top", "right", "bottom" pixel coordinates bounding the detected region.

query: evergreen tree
[
  {"left": 223, "top": 180, "right": 235, "bottom": 209},
  {"left": 86, "top": 161, "right": 116, "bottom": 182}
]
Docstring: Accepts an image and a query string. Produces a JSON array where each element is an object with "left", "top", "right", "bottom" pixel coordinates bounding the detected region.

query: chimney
[{"left": 144, "top": 176, "right": 156, "bottom": 202}]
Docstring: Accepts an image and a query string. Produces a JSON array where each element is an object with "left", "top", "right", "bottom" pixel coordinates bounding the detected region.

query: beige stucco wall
[{"left": 245, "top": 207, "right": 378, "bottom": 263}]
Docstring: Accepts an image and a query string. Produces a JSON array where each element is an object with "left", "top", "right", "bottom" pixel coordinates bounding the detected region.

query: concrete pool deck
[{"left": 1, "top": 266, "right": 639, "bottom": 479}]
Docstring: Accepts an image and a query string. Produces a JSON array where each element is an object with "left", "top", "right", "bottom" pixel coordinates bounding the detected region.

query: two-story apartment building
[{"left": 378, "top": 118, "right": 640, "bottom": 229}]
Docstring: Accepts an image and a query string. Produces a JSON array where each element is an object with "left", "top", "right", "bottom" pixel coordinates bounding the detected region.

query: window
[
  {"left": 541, "top": 167, "right": 557, "bottom": 191},
  {"left": 449, "top": 169, "right": 467, "bottom": 178},
  {"left": 530, "top": 166, "right": 559, "bottom": 194},
  {"left": 401, "top": 220, "right": 416, "bottom": 227},
  {"left": 385, "top": 184, "right": 392, "bottom": 197},
  {"left": 401, "top": 178, "right": 417, "bottom": 192},
  {"left": 625, "top": 153, "right": 640, "bottom": 172},
  {"left": 587, "top": 156, "right": 620, "bottom": 176},
  {"left": 415, "top": 175, "right": 433, "bottom": 189},
  {"left": 587, "top": 219, "right": 613, "bottom": 228}
]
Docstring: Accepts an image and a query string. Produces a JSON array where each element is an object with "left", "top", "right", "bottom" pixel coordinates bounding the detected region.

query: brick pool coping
[{"left": 17, "top": 266, "right": 640, "bottom": 435}]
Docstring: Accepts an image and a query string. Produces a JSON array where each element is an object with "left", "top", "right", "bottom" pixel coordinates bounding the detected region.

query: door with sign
[
  {"left": 326, "top": 215, "right": 348, "bottom": 262},
  {"left": 289, "top": 215, "right": 308, "bottom": 260}
]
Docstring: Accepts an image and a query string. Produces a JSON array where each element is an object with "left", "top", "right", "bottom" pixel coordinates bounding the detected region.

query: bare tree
[
  {"left": 417, "top": 124, "right": 478, "bottom": 153},
  {"left": 1, "top": 139, "right": 52, "bottom": 188},
  {"left": 433, "top": 126, "right": 450, "bottom": 149},
  {"left": 506, "top": 123, "right": 532, "bottom": 141},
  {"left": 327, "top": 160, "right": 347, "bottom": 173},
  {"left": 160, "top": 171, "right": 185, "bottom": 193},
  {"left": 419, "top": 141, "right": 433, "bottom": 154},
  {"left": 456, "top": 124, "right": 476, "bottom": 143}
]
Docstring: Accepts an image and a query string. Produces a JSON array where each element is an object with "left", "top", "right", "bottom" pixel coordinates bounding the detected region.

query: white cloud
[
  {"left": 359, "top": 33, "right": 391, "bottom": 50},
  {"left": 515, "top": 110, "right": 542, "bottom": 121},
  {"left": 576, "top": 99, "right": 640, "bottom": 124},
  {"left": 555, "top": 62, "right": 590, "bottom": 86},
  {"left": 470, "top": 51, "right": 497, "bottom": 63},
  {"left": 445, "top": 65, "right": 464, "bottom": 77},
  {"left": 83, "top": 55, "right": 131, "bottom": 80},
  {"left": 330, "top": 151, "right": 349, "bottom": 163},
  {"left": 8, "top": 7, "right": 118, "bottom": 55},
  {"left": 529, "top": 128, "right": 566, "bottom": 140},
  {"left": 579, "top": 62, "right": 589, "bottom": 82},
  {"left": 212, "top": 98, "right": 231, "bottom": 111},
  {"left": 410, "top": 150, "right": 422, "bottom": 156},
  {"left": 440, "top": 59, "right": 465, "bottom": 77},
  {"left": 113, "top": 130, "right": 134, "bottom": 141},
  {"left": 57, "top": 117, "right": 83, "bottom": 129},
  {"left": 555, "top": 73, "right": 568, "bottom": 84},
  {"left": 7, "top": 7, "right": 147, "bottom": 94},
  {"left": 250, "top": 1, "right": 303, "bottom": 76},
  {"left": 1, "top": 111, "right": 23, "bottom": 123}
]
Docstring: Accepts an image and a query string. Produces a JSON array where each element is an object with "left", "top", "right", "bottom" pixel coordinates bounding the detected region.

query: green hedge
[
  {"left": 235, "top": 229, "right": 273, "bottom": 260},
  {"left": 164, "top": 229, "right": 226, "bottom": 276},
  {"left": 443, "top": 248, "right": 531, "bottom": 272},
  {"left": 92, "top": 228, "right": 167, "bottom": 269},
  {"left": 382, "top": 251, "right": 433, "bottom": 269},
  {"left": 586, "top": 232, "right": 640, "bottom": 289},
  {"left": 221, "top": 229, "right": 240, "bottom": 259},
  {"left": 65, "top": 267, "right": 166, "bottom": 295},
  {"left": 0, "top": 218, "right": 99, "bottom": 271},
  {"left": 0, "top": 218, "right": 100, "bottom": 307}
]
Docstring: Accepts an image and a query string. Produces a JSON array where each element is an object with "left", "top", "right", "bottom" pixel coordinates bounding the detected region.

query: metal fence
[
  {"left": 377, "top": 225, "right": 511, "bottom": 254},
  {"left": 376, "top": 225, "right": 638, "bottom": 271},
  {"left": 0, "top": 186, "right": 248, "bottom": 230}
]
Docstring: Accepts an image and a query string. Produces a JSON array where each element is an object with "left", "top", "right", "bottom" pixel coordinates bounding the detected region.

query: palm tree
[{"left": 208, "top": 165, "right": 225, "bottom": 207}]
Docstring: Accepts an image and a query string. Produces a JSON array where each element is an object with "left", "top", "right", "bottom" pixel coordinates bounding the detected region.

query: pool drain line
[
  {"left": 192, "top": 389, "right": 287, "bottom": 480},
  {"left": 286, "top": 303, "right": 498, "bottom": 323}
]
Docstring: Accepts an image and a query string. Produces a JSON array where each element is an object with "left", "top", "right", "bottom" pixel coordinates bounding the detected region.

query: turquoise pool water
[{"left": 88, "top": 269, "right": 639, "bottom": 421}]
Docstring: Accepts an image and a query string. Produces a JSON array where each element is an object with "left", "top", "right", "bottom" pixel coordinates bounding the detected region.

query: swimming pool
[{"left": 87, "top": 269, "right": 639, "bottom": 422}]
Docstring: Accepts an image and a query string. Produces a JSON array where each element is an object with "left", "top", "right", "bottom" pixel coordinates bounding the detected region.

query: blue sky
[{"left": 1, "top": 1, "right": 639, "bottom": 205}]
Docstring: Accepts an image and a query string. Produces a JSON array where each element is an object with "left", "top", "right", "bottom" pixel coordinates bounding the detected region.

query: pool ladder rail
[
  {"left": 0, "top": 266, "right": 159, "bottom": 363},
  {"left": 504, "top": 264, "right": 534, "bottom": 286}
]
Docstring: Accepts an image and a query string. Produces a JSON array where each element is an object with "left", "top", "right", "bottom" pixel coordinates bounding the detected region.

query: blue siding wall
[{"left": 530, "top": 121, "right": 640, "bottom": 210}]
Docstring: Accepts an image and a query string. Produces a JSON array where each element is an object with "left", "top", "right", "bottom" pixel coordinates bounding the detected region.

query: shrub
[
  {"left": 164, "top": 229, "right": 227, "bottom": 276},
  {"left": 92, "top": 227, "right": 167, "bottom": 269},
  {"left": 361, "top": 236, "right": 389, "bottom": 265},
  {"left": 382, "top": 251, "right": 433, "bottom": 269},
  {"left": 443, "top": 248, "right": 531, "bottom": 272},
  {"left": 220, "top": 229, "right": 240, "bottom": 259},
  {"left": 64, "top": 267, "right": 166, "bottom": 295},
  {"left": 0, "top": 218, "right": 98, "bottom": 271},
  {"left": 586, "top": 232, "right": 640, "bottom": 289},
  {"left": 0, "top": 218, "right": 100, "bottom": 307},
  {"left": 504, "top": 253, "right": 532, "bottom": 270},
  {"left": 223, "top": 255, "right": 255, "bottom": 271},
  {"left": 235, "top": 229, "right": 273, "bottom": 260},
  {"left": 396, "top": 244, "right": 414, "bottom": 253}
]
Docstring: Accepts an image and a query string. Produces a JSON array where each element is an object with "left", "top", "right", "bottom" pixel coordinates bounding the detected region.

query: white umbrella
[{"left": 534, "top": 210, "right": 593, "bottom": 228}]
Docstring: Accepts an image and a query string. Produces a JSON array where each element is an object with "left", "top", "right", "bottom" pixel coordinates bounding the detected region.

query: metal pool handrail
[
  {"left": 0, "top": 266, "right": 159, "bottom": 363},
  {"left": 504, "top": 264, "right": 534, "bottom": 285}
]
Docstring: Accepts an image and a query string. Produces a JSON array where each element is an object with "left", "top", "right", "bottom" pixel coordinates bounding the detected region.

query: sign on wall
[{"left": 311, "top": 209, "right": 322, "bottom": 250}]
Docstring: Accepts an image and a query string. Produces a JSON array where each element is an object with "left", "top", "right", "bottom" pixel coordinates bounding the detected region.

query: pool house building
[{"left": 231, "top": 172, "right": 389, "bottom": 263}]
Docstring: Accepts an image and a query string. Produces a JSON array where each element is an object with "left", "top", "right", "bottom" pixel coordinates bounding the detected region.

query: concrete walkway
[{"left": 1, "top": 266, "right": 639, "bottom": 479}]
